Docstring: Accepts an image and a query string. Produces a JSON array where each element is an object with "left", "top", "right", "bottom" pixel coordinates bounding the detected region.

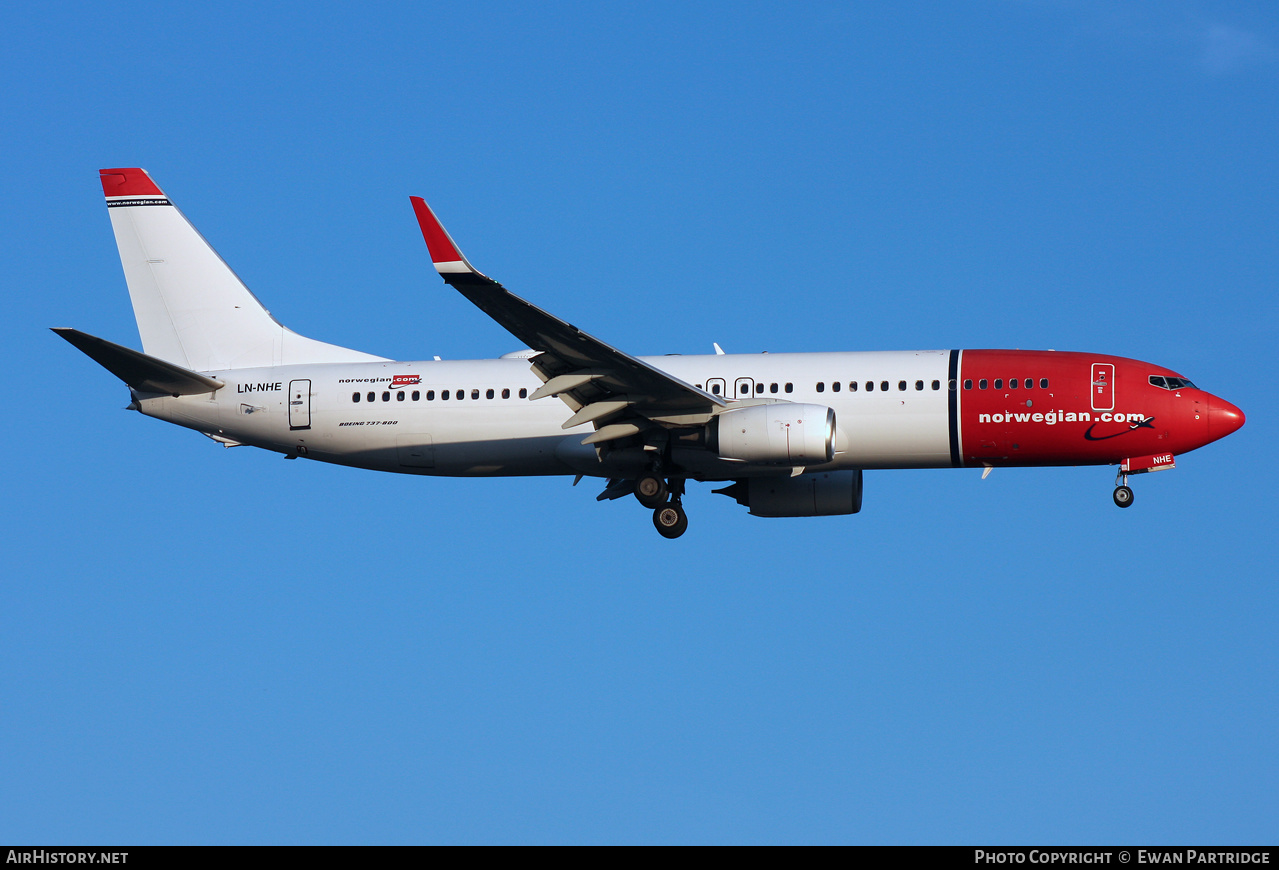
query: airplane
[{"left": 55, "top": 168, "right": 1246, "bottom": 538}]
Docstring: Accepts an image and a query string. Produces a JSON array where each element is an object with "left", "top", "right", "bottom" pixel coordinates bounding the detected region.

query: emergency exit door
[{"left": 288, "top": 379, "right": 312, "bottom": 430}]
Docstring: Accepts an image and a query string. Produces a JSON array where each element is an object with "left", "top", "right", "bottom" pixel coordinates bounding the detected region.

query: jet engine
[
  {"left": 708, "top": 403, "right": 836, "bottom": 465},
  {"left": 714, "top": 470, "right": 863, "bottom": 517}
]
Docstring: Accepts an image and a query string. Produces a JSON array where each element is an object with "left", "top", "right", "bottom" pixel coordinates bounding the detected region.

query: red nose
[{"left": 1208, "top": 397, "right": 1245, "bottom": 439}]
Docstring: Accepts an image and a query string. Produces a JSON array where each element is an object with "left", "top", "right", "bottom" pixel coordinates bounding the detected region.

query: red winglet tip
[
  {"left": 410, "top": 196, "right": 463, "bottom": 264},
  {"left": 100, "top": 168, "right": 164, "bottom": 197}
]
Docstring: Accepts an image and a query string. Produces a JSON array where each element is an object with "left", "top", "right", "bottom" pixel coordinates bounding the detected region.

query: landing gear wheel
[
  {"left": 653, "top": 501, "right": 689, "bottom": 539},
  {"left": 635, "top": 475, "right": 668, "bottom": 509},
  {"left": 1113, "top": 485, "right": 1134, "bottom": 508}
]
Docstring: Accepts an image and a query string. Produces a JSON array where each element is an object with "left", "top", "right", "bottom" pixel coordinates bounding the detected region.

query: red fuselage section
[{"left": 956, "top": 350, "right": 1243, "bottom": 467}]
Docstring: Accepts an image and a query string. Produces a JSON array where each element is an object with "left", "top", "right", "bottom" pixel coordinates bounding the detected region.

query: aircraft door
[
  {"left": 735, "top": 377, "right": 754, "bottom": 399},
  {"left": 288, "top": 379, "right": 312, "bottom": 430},
  {"left": 1091, "top": 364, "right": 1115, "bottom": 412},
  {"left": 705, "top": 378, "right": 726, "bottom": 398}
]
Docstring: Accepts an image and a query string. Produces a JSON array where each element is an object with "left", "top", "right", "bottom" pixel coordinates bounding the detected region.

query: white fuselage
[{"left": 141, "top": 350, "right": 954, "bottom": 479}]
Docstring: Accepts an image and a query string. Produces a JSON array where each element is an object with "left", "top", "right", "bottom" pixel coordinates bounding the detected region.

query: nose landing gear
[{"left": 1113, "top": 470, "right": 1134, "bottom": 508}]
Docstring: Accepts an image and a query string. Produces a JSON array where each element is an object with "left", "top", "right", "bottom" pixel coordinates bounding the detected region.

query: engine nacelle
[
  {"left": 715, "top": 470, "right": 863, "bottom": 517},
  {"left": 709, "top": 403, "right": 836, "bottom": 465}
]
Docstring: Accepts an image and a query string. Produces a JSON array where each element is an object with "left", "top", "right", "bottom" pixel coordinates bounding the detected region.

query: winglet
[
  {"left": 410, "top": 196, "right": 483, "bottom": 276},
  {"left": 100, "top": 168, "right": 164, "bottom": 198}
]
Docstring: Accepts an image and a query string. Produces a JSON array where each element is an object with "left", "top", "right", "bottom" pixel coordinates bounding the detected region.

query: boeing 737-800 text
[{"left": 56, "top": 168, "right": 1245, "bottom": 538}]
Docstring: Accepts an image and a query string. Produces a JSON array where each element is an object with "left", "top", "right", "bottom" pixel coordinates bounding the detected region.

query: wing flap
[
  {"left": 561, "top": 399, "right": 632, "bottom": 430},
  {"left": 582, "top": 422, "right": 647, "bottom": 445},
  {"left": 528, "top": 371, "right": 607, "bottom": 401}
]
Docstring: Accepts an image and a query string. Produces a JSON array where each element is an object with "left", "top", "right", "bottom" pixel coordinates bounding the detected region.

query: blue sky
[{"left": 2, "top": 0, "right": 1276, "bottom": 844}]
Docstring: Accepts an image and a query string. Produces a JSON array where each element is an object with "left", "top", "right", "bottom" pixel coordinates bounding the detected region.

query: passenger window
[
  {"left": 412, "top": 391, "right": 420, "bottom": 401},
  {"left": 756, "top": 383, "right": 764, "bottom": 393},
  {"left": 380, "top": 391, "right": 389, "bottom": 402},
  {"left": 486, "top": 389, "right": 495, "bottom": 399},
  {"left": 866, "top": 381, "right": 874, "bottom": 392},
  {"left": 352, "top": 392, "right": 360, "bottom": 403},
  {"left": 441, "top": 390, "right": 449, "bottom": 400},
  {"left": 502, "top": 388, "right": 510, "bottom": 399},
  {"left": 994, "top": 379, "right": 1002, "bottom": 390},
  {"left": 1040, "top": 378, "right": 1049, "bottom": 389},
  {"left": 770, "top": 383, "right": 778, "bottom": 393},
  {"left": 849, "top": 382, "right": 858, "bottom": 392},
  {"left": 711, "top": 383, "right": 721, "bottom": 395},
  {"left": 915, "top": 380, "right": 924, "bottom": 391},
  {"left": 367, "top": 391, "right": 375, "bottom": 402},
  {"left": 881, "top": 381, "right": 890, "bottom": 392},
  {"left": 519, "top": 388, "right": 527, "bottom": 398},
  {"left": 963, "top": 380, "right": 972, "bottom": 390},
  {"left": 898, "top": 380, "right": 906, "bottom": 391},
  {"left": 397, "top": 391, "right": 405, "bottom": 401},
  {"left": 427, "top": 390, "right": 435, "bottom": 400},
  {"left": 932, "top": 380, "right": 940, "bottom": 390},
  {"left": 471, "top": 389, "right": 480, "bottom": 400},
  {"left": 1009, "top": 378, "right": 1018, "bottom": 389},
  {"left": 785, "top": 383, "right": 794, "bottom": 393},
  {"left": 978, "top": 379, "right": 988, "bottom": 390},
  {"left": 832, "top": 381, "right": 841, "bottom": 392},
  {"left": 816, "top": 382, "right": 825, "bottom": 393}
]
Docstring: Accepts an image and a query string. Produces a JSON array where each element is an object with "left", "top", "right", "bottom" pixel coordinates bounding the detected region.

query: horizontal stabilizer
[{"left": 52, "top": 328, "right": 224, "bottom": 395}]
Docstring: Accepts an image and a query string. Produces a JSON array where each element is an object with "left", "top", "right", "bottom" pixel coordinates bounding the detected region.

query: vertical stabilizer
[{"left": 100, "top": 168, "right": 385, "bottom": 371}]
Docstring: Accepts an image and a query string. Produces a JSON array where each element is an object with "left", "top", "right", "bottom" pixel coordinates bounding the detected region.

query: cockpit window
[{"left": 1150, "top": 375, "right": 1197, "bottom": 390}]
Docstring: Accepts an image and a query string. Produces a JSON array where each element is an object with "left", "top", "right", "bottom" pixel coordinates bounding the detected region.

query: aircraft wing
[{"left": 411, "top": 197, "right": 726, "bottom": 445}]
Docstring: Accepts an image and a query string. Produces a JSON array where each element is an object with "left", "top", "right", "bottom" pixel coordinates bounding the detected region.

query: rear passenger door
[{"left": 288, "top": 379, "right": 311, "bottom": 430}]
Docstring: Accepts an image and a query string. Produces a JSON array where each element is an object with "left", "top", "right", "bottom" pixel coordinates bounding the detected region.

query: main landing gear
[
  {"left": 1113, "top": 470, "right": 1134, "bottom": 508},
  {"left": 637, "top": 475, "right": 688, "bottom": 538},
  {"left": 653, "top": 500, "right": 689, "bottom": 539},
  {"left": 634, "top": 474, "right": 668, "bottom": 509}
]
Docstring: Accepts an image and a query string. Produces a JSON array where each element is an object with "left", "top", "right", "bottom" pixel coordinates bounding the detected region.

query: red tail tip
[{"left": 100, "top": 168, "right": 163, "bottom": 197}]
